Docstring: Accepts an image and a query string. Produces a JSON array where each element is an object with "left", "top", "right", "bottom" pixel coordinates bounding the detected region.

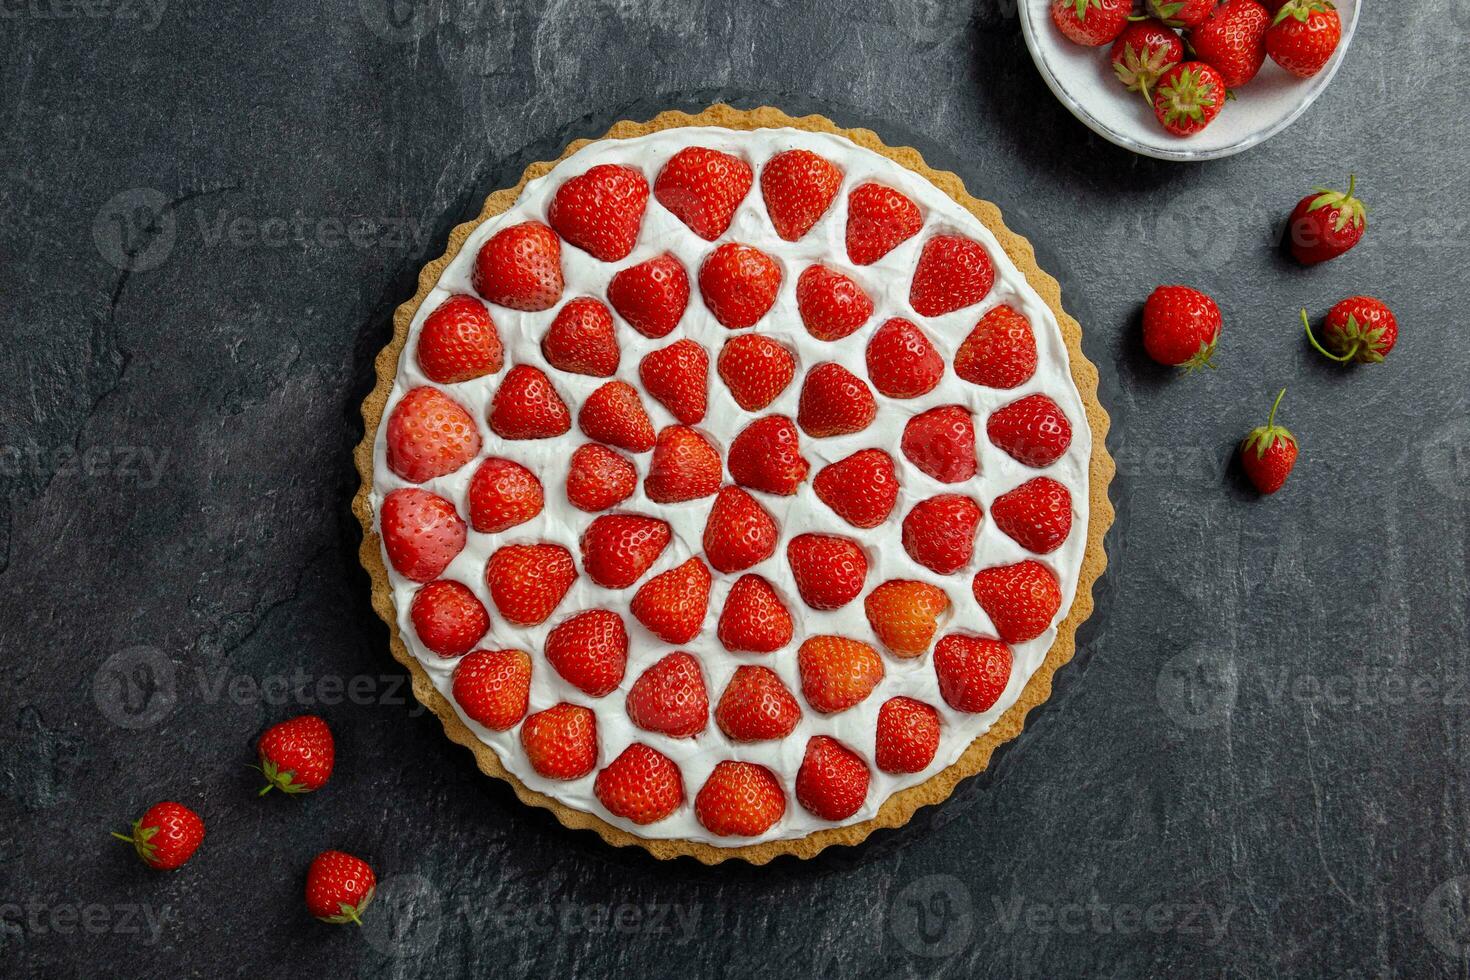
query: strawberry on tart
[{"left": 354, "top": 106, "right": 1113, "bottom": 863}]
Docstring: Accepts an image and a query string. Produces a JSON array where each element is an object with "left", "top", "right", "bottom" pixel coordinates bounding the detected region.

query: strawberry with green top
[
  {"left": 1287, "top": 175, "right": 1366, "bottom": 265},
  {"left": 1148, "top": 0, "right": 1217, "bottom": 28},
  {"left": 1050, "top": 0, "right": 1132, "bottom": 46},
  {"left": 1303, "top": 297, "right": 1398, "bottom": 365},
  {"left": 112, "top": 801, "right": 204, "bottom": 870},
  {"left": 1110, "top": 20, "right": 1185, "bottom": 101},
  {"left": 1240, "top": 388, "right": 1298, "bottom": 495},
  {"left": 1142, "top": 285, "right": 1222, "bottom": 370},
  {"left": 305, "top": 850, "right": 376, "bottom": 926},
  {"left": 257, "top": 714, "right": 335, "bottom": 795},
  {"left": 1267, "top": 0, "right": 1340, "bottom": 78},
  {"left": 1153, "top": 61, "right": 1228, "bottom": 137}
]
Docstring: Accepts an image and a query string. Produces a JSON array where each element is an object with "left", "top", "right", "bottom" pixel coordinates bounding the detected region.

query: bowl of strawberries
[{"left": 1020, "top": 0, "right": 1358, "bottom": 161}]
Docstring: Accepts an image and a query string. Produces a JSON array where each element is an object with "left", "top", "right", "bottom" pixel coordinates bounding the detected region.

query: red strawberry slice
[
  {"left": 520, "top": 703, "right": 597, "bottom": 780},
  {"left": 630, "top": 556, "right": 711, "bottom": 644},
  {"left": 451, "top": 648, "right": 531, "bottom": 731},
  {"left": 702, "top": 485, "right": 778, "bottom": 573},
  {"left": 608, "top": 253, "right": 689, "bottom": 338},
  {"left": 410, "top": 580, "right": 489, "bottom": 657},
  {"left": 955, "top": 304, "right": 1038, "bottom": 389},
  {"left": 639, "top": 339, "right": 708, "bottom": 425},
  {"left": 488, "top": 365, "right": 572, "bottom": 440},
  {"left": 761, "top": 149, "right": 842, "bottom": 241},
  {"left": 901, "top": 406, "right": 977, "bottom": 483},
  {"left": 910, "top": 235, "right": 995, "bottom": 317},
  {"left": 695, "top": 760, "right": 785, "bottom": 837},
  {"left": 875, "top": 696, "right": 940, "bottom": 774},
  {"left": 580, "top": 514, "right": 671, "bottom": 589},
  {"left": 717, "top": 335, "right": 796, "bottom": 412},
  {"left": 565, "top": 443, "right": 636, "bottom": 512},
  {"left": 795, "top": 735, "right": 869, "bottom": 821},
  {"left": 902, "top": 494, "right": 984, "bottom": 574},
  {"left": 417, "top": 294, "right": 503, "bottom": 384},
  {"left": 795, "top": 265, "right": 874, "bottom": 341},
  {"left": 797, "top": 362, "right": 877, "bottom": 438},
  {"left": 578, "top": 380, "right": 656, "bottom": 453},
  {"left": 654, "top": 146, "right": 753, "bottom": 240},
  {"left": 594, "top": 743, "right": 684, "bottom": 825},
  {"left": 866, "top": 317, "right": 943, "bottom": 399},
  {"left": 625, "top": 651, "right": 709, "bottom": 738},
  {"left": 644, "top": 425, "right": 722, "bottom": 504},
  {"left": 541, "top": 297, "right": 619, "bottom": 377},
  {"left": 846, "top": 183, "right": 923, "bottom": 265},
  {"left": 727, "top": 415, "right": 809, "bottom": 495},
  {"left": 971, "top": 559, "right": 1062, "bottom": 644},
  {"left": 544, "top": 609, "right": 628, "bottom": 697},
  {"left": 386, "top": 386, "right": 481, "bottom": 483},
  {"left": 715, "top": 665, "right": 802, "bottom": 742},
  {"left": 934, "top": 634, "right": 1013, "bottom": 712},
  {"left": 986, "top": 394, "right": 1072, "bottom": 468},
  {"left": 787, "top": 533, "right": 867, "bottom": 610},
  {"left": 717, "top": 574, "right": 794, "bottom": 653},
  {"left": 992, "top": 477, "right": 1073, "bottom": 554},
  {"left": 380, "top": 488, "right": 466, "bottom": 583},
  {"left": 466, "top": 457, "right": 544, "bottom": 533},
  {"left": 472, "top": 220, "right": 564, "bottom": 312},
  {"left": 812, "top": 449, "right": 899, "bottom": 529},
  {"left": 797, "top": 635, "right": 884, "bottom": 713},
  {"left": 698, "top": 243, "right": 781, "bottom": 329},
  {"left": 484, "top": 542, "right": 577, "bottom": 626},
  {"left": 547, "top": 164, "right": 649, "bottom": 262}
]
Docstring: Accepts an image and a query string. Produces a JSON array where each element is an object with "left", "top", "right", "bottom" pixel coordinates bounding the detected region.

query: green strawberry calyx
[
  {"left": 1306, "top": 173, "right": 1367, "bottom": 233},
  {"left": 1156, "top": 66, "right": 1219, "bottom": 128},
  {"left": 1069, "top": 0, "right": 1103, "bottom": 20},
  {"left": 1113, "top": 41, "right": 1178, "bottom": 102},
  {"left": 1302, "top": 308, "right": 1388, "bottom": 364},
  {"left": 1243, "top": 388, "right": 1296, "bottom": 459},
  {"left": 1151, "top": 1, "right": 1189, "bottom": 27},
  {"left": 1181, "top": 334, "right": 1219, "bottom": 373},
  {"left": 256, "top": 757, "right": 311, "bottom": 796},
  {"left": 318, "top": 885, "right": 376, "bottom": 927},
  {"left": 1273, "top": 0, "right": 1336, "bottom": 26},
  {"left": 111, "top": 819, "right": 161, "bottom": 865}
]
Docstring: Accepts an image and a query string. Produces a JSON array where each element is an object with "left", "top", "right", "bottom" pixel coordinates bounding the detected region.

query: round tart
[{"left": 354, "top": 105, "right": 1114, "bottom": 863}]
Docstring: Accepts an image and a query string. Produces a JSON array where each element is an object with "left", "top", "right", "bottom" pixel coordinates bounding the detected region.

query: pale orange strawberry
[
  {"left": 761, "top": 149, "right": 842, "bottom": 241},
  {"left": 717, "top": 335, "right": 796, "bottom": 411},
  {"left": 451, "top": 648, "right": 531, "bottom": 730},
  {"left": 410, "top": 580, "right": 489, "bottom": 657},
  {"left": 544, "top": 609, "right": 627, "bottom": 697},
  {"left": 547, "top": 164, "right": 649, "bottom": 262},
  {"left": 934, "top": 634, "right": 1013, "bottom": 712},
  {"left": 578, "top": 380, "right": 656, "bottom": 453},
  {"left": 955, "top": 304, "right": 1038, "bottom": 389},
  {"left": 694, "top": 761, "right": 785, "bottom": 837},
  {"left": 520, "top": 703, "right": 597, "bottom": 780},
  {"left": 698, "top": 243, "right": 781, "bottom": 329},
  {"left": 727, "top": 416, "right": 809, "bottom": 495},
  {"left": 874, "top": 697, "right": 940, "bottom": 774},
  {"left": 795, "top": 736, "right": 869, "bottom": 821},
  {"left": 607, "top": 253, "right": 689, "bottom": 339},
  {"left": 466, "top": 457, "right": 543, "bottom": 533},
  {"left": 472, "top": 220, "right": 563, "bottom": 312},
  {"left": 846, "top": 183, "right": 922, "bottom": 265},
  {"left": 644, "top": 425, "right": 721, "bottom": 504},
  {"left": 866, "top": 317, "right": 943, "bottom": 399},
  {"left": 787, "top": 534, "right": 867, "bottom": 610},
  {"left": 579, "top": 514, "right": 671, "bottom": 589},
  {"left": 797, "top": 362, "right": 877, "bottom": 438},
  {"left": 812, "top": 449, "right": 899, "bottom": 529},
  {"left": 910, "top": 235, "right": 994, "bottom": 317},
  {"left": 417, "top": 294, "right": 503, "bottom": 383},
  {"left": 901, "top": 405, "right": 977, "bottom": 484},
  {"left": 796, "top": 265, "right": 874, "bottom": 341},
  {"left": 716, "top": 574, "right": 794, "bottom": 653},
  {"left": 654, "top": 146, "right": 753, "bottom": 240},
  {"left": 386, "top": 386, "right": 481, "bottom": 483},
  {"left": 564, "top": 443, "right": 636, "bottom": 512},
  {"left": 380, "top": 488, "right": 465, "bottom": 583},
  {"left": 863, "top": 580, "right": 951, "bottom": 658},
  {"left": 991, "top": 477, "right": 1073, "bottom": 554},
  {"left": 714, "top": 665, "right": 802, "bottom": 742},
  {"left": 625, "top": 651, "right": 708, "bottom": 738},
  {"left": 639, "top": 339, "right": 708, "bottom": 425},
  {"left": 488, "top": 365, "right": 572, "bottom": 440},
  {"left": 541, "top": 297, "right": 619, "bottom": 377},
  {"left": 594, "top": 744, "right": 684, "bottom": 825},
  {"left": 902, "top": 494, "right": 984, "bottom": 574},
  {"left": 797, "top": 635, "right": 884, "bottom": 713},
  {"left": 702, "top": 485, "right": 778, "bottom": 573},
  {"left": 630, "top": 557, "right": 711, "bottom": 644},
  {"left": 971, "top": 560, "right": 1062, "bottom": 644},
  {"left": 484, "top": 542, "right": 577, "bottom": 626}
]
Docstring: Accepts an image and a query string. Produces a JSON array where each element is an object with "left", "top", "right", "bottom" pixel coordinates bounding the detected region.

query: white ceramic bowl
[{"left": 1019, "top": 0, "right": 1360, "bottom": 161}]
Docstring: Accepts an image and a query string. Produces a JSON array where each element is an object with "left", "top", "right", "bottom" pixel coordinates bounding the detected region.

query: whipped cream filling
[{"left": 370, "top": 126, "right": 1092, "bottom": 846}]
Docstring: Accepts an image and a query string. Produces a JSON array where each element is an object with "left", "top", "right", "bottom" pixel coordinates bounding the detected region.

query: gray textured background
[{"left": 3, "top": 1, "right": 1469, "bottom": 976}]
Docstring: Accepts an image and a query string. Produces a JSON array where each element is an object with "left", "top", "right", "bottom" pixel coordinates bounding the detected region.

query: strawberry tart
[{"left": 354, "top": 106, "right": 1113, "bottom": 863}]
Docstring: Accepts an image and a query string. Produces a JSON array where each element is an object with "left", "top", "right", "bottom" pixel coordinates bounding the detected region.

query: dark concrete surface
[{"left": 2, "top": 1, "right": 1468, "bottom": 976}]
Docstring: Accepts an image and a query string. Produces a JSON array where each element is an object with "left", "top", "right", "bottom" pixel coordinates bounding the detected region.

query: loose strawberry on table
[
  {"left": 380, "top": 488, "right": 466, "bottom": 583},
  {"left": 866, "top": 317, "right": 943, "bottom": 399},
  {"left": 410, "top": 579, "right": 489, "bottom": 656},
  {"left": 544, "top": 609, "right": 628, "bottom": 697},
  {"left": 488, "top": 365, "right": 572, "bottom": 440},
  {"left": 305, "top": 850, "right": 376, "bottom": 926},
  {"left": 1153, "top": 61, "right": 1227, "bottom": 137},
  {"left": 987, "top": 394, "right": 1073, "bottom": 468},
  {"left": 795, "top": 736, "right": 870, "bottom": 821},
  {"left": 257, "top": 714, "right": 335, "bottom": 795},
  {"left": 472, "top": 220, "right": 564, "bottom": 312},
  {"left": 702, "top": 485, "right": 778, "bottom": 573},
  {"left": 541, "top": 297, "right": 619, "bottom": 377},
  {"left": 386, "top": 386, "right": 481, "bottom": 483},
  {"left": 630, "top": 556, "right": 712, "bottom": 644},
  {"left": 1303, "top": 297, "right": 1397, "bottom": 364},
  {"left": 644, "top": 425, "right": 721, "bottom": 504},
  {"left": 1266, "top": 0, "right": 1340, "bottom": 78},
  {"left": 717, "top": 334, "right": 795, "bottom": 411},
  {"left": 699, "top": 242, "right": 782, "bottom": 329},
  {"left": 1142, "top": 285, "right": 1222, "bottom": 370},
  {"left": 761, "top": 149, "right": 842, "bottom": 242},
  {"left": 1239, "top": 388, "right": 1298, "bottom": 495},
  {"left": 717, "top": 574, "right": 794, "bottom": 653},
  {"left": 547, "top": 164, "right": 649, "bottom": 262},
  {"left": 797, "top": 362, "right": 877, "bottom": 438},
  {"left": 1050, "top": 0, "right": 1132, "bottom": 47},
  {"left": 579, "top": 514, "right": 671, "bottom": 589},
  {"left": 727, "top": 415, "right": 809, "bottom": 495},
  {"left": 520, "top": 703, "right": 598, "bottom": 780},
  {"left": 594, "top": 744, "right": 684, "bottom": 826},
  {"left": 715, "top": 665, "right": 802, "bottom": 742},
  {"left": 846, "top": 182, "right": 923, "bottom": 266},
  {"left": 639, "top": 339, "right": 708, "bottom": 425},
  {"left": 625, "top": 652, "right": 709, "bottom": 738},
  {"left": 903, "top": 494, "right": 984, "bottom": 574},
  {"left": 466, "top": 457, "right": 543, "bottom": 533},
  {"left": 798, "top": 635, "right": 885, "bottom": 713},
  {"left": 654, "top": 146, "right": 753, "bottom": 241},
  {"left": 608, "top": 253, "right": 690, "bottom": 339},
  {"left": 796, "top": 264, "right": 874, "bottom": 341},
  {"left": 695, "top": 761, "right": 785, "bottom": 838},
  {"left": 565, "top": 443, "right": 637, "bottom": 512},
  {"left": 112, "top": 801, "right": 204, "bottom": 870},
  {"left": 1189, "top": 0, "right": 1271, "bottom": 89},
  {"left": 417, "top": 294, "right": 503, "bottom": 384},
  {"left": 1111, "top": 19, "right": 1184, "bottom": 101},
  {"left": 1286, "top": 175, "right": 1366, "bottom": 265},
  {"left": 451, "top": 648, "right": 531, "bottom": 731},
  {"left": 485, "top": 542, "right": 577, "bottom": 626}
]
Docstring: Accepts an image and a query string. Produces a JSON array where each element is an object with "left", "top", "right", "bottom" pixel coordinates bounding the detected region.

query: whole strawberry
[
  {"left": 1240, "top": 388, "right": 1298, "bottom": 495},
  {"left": 1050, "top": 0, "right": 1132, "bottom": 46},
  {"left": 112, "top": 801, "right": 204, "bottom": 870},
  {"left": 1142, "top": 285, "right": 1221, "bottom": 370},
  {"left": 1266, "top": 0, "right": 1340, "bottom": 78},
  {"left": 305, "top": 850, "right": 376, "bottom": 926},
  {"left": 1286, "top": 175, "right": 1366, "bottom": 266},
  {"left": 1189, "top": 0, "right": 1271, "bottom": 89},
  {"left": 1111, "top": 20, "right": 1185, "bottom": 101},
  {"left": 1153, "top": 61, "right": 1227, "bottom": 137},
  {"left": 1303, "top": 297, "right": 1397, "bottom": 365},
  {"left": 257, "top": 714, "right": 335, "bottom": 795}
]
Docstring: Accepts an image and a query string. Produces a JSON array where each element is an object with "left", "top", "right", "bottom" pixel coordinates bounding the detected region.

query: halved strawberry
[
  {"left": 797, "top": 635, "right": 884, "bottom": 713},
  {"left": 971, "top": 560, "right": 1062, "bottom": 644},
  {"left": 901, "top": 406, "right": 977, "bottom": 483},
  {"left": 579, "top": 514, "right": 671, "bottom": 589},
  {"left": 955, "top": 304, "right": 1038, "bottom": 389},
  {"left": 386, "top": 386, "right": 481, "bottom": 483},
  {"left": 594, "top": 744, "right": 683, "bottom": 825},
  {"left": 910, "top": 235, "right": 994, "bottom": 317},
  {"left": 466, "top": 457, "right": 544, "bottom": 533},
  {"left": 761, "top": 149, "right": 842, "bottom": 241},
  {"left": 863, "top": 580, "right": 951, "bottom": 658},
  {"left": 484, "top": 542, "right": 577, "bottom": 626},
  {"left": 866, "top": 317, "right": 943, "bottom": 399},
  {"left": 699, "top": 243, "right": 781, "bottom": 329},
  {"left": 902, "top": 494, "right": 984, "bottom": 574},
  {"left": 417, "top": 294, "right": 503, "bottom": 384},
  {"left": 695, "top": 761, "right": 785, "bottom": 837},
  {"left": 488, "top": 365, "right": 572, "bottom": 440},
  {"left": 579, "top": 380, "right": 656, "bottom": 453},
  {"left": 451, "top": 648, "right": 531, "bottom": 730},
  {"left": 717, "top": 574, "right": 794, "bottom": 653},
  {"left": 727, "top": 416, "right": 809, "bottom": 495},
  {"left": 934, "top": 634, "right": 1013, "bottom": 712},
  {"left": 547, "top": 164, "right": 649, "bottom": 262},
  {"left": 795, "top": 265, "right": 874, "bottom": 341},
  {"left": 541, "top": 297, "right": 619, "bottom": 377},
  {"left": 702, "top": 485, "right": 778, "bottom": 573},
  {"left": 812, "top": 449, "right": 899, "bottom": 530},
  {"left": 639, "top": 339, "right": 708, "bottom": 425},
  {"left": 992, "top": 477, "right": 1073, "bottom": 554},
  {"left": 787, "top": 534, "right": 867, "bottom": 610},
  {"left": 875, "top": 697, "right": 940, "bottom": 774},
  {"left": 472, "top": 220, "right": 563, "bottom": 312},
  {"left": 717, "top": 335, "right": 795, "bottom": 411},
  {"left": 380, "top": 488, "right": 466, "bottom": 583},
  {"left": 654, "top": 146, "right": 753, "bottom": 240},
  {"left": 565, "top": 443, "right": 636, "bottom": 512},
  {"left": 797, "top": 362, "right": 877, "bottom": 438},
  {"left": 987, "top": 394, "right": 1072, "bottom": 468},
  {"left": 625, "top": 651, "right": 708, "bottom": 738},
  {"left": 520, "top": 703, "right": 597, "bottom": 780},
  {"left": 644, "top": 425, "right": 721, "bottom": 504},
  {"left": 795, "top": 736, "right": 869, "bottom": 821},
  {"left": 608, "top": 253, "right": 689, "bottom": 338},
  {"left": 410, "top": 580, "right": 489, "bottom": 657},
  {"left": 714, "top": 665, "right": 802, "bottom": 742},
  {"left": 846, "top": 183, "right": 923, "bottom": 265},
  {"left": 544, "top": 609, "right": 628, "bottom": 697},
  {"left": 630, "top": 557, "right": 711, "bottom": 644}
]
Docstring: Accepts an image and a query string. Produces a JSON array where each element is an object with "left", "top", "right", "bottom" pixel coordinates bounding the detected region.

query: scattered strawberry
[
  {"left": 1142, "top": 285, "right": 1222, "bottom": 370},
  {"left": 902, "top": 494, "right": 984, "bottom": 574},
  {"left": 910, "top": 235, "right": 995, "bottom": 317},
  {"left": 797, "top": 635, "right": 884, "bottom": 713},
  {"left": 954, "top": 305, "right": 1038, "bottom": 389},
  {"left": 787, "top": 534, "right": 868, "bottom": 610},
  {"left": 654, "top": 146, "right": 753, "bottom": 240},
  {"left": 795, "top": 736, "right": 869, "bottom": 821},
  {"left": 864, "top": 580, "right": 951, "bottom": 659},
  {"left": 1189, "top": 0, "right": 1271, "bottom": 88},
  {"left": 1303, "top": 296, "right": 1397, "bottom": 364},
  {"left": 797, "top": 362, "right": 877, "bottom": 438},
  {"left": 466, "top": 457, "right": 544, "bottom": 533},
  {"left": 630, "top": 557, "right": 712, "bottom": 644},
  {"left": 717, "top": 335, "right": 796, "bottom": 411},
  {"left": 579, "top": 514, "right": 671, "bottom": 589},
  {"left": 702, "top": 485, "right": 779, "bottom": 573},
  {"left": 410, "top": 579, "right": 489, "bottom": 656},
  {"left": 874, "top": 697, "right": 940, "bottom": 774},
  {"left": 717, "top": 574, "right": 794, "bottom": 653},
  {"left": 1050, "top": 0, "right": 1132, "bottom": 46},
  {"left": 812, "top": 449, "right": 899, "bottom": 529},
  {"left": 541, "top": 297, "right": 619, "bottom": 377},
  {"left": 520, "top": 703, "right": 598, "bottom": 780},
  {"left": 1266, "top": 0, "right": 1340, "bottom": 77},
  {"left": 986, "top": 394, "right": 1073, "bottom": 468},
  {"left": 485, "top": 542, "right": 577, "bottom": 625},
  {"left": 544, "top": 609, "right": 628, "bottom": 697},
  {"left": 451, "top": 648, "right": 531, "bottom": 730},
  {"left": 846, "top": 183, "right": 923, "bottom": 266},
  {"left": 472, "top": 220, "right": 563, "bottom": 312},
  {"left": 257, "top": 714, "right": 335, "bottom": 795},
  {"left": 594, "top": 744, "right": 684, "bottom": 825},
  {"left": 625, "top": 651, "right": 709, "bottom": 738},
  {"left": 547, "top": 164, "right": 649, "bottom": 262},
  {"left": 866, "top": 317, "right": 943, "bottom": 399},
  {"left": 1153, "top": 61, "right": 1227, "bottom": 137},
  {"left": 305, "top": 851, "right": 376, "bottom": 926},
  {"left": 1111, "top": 19, "right": 1185, "bottom": 100},
  {"left": 1286, "top": 175, "right": 1366, "bottom": 265},
  {"left": 1148, "top": 0, "right": 1216, "bottom": 28},
  {"left": 565, "top": 443, "right": 637, "bottom": 512},
  {"left": 380, "top": 488, "right": 466, "bottom": 583},
  {"left": 386, "top": 386, "right": 481, "bottom": 483},
  {"left": 727, "top": 415, "right": 809, "bottom": 495},
  {"left": 112, "top": 801, "right": 204, "bottom": 870},
  {"left": 639, "top": 339, "right": 708, "bottom": 425},
  {"left": 1240, "top": 387, "right": 1298, "bottom": 495},
  {"left": 934, "top": 634, "right": 1014, "bottom": 712},
  {"left": 488, "top": 365, "right": 572, "bottom": 440},
  {"left": 579, "top": 380, "right": 656, "bottom": 453},
  {"left": 761, "top": 149, "right": 843, "bottom": 241},
  {"left": 644, "top": 425, "right": 722, "bottom": 503},
  {"left": 699, "top": 242, "right": 782, "bottom": 329},
  {"left": 417, "top": 295, "right": 503, "bottom": 383},
  {"left": 796, "top": 265, "right": 874, "bottom": 341},
  {"left": 608, "top": 253, "right": 689, "bottom": 338},
  {"left": 901, "top": 406, "right": 978, "bottom": 484},
  {"left": 694, "top": 761, "right": 785, "bottom": 837},
  {"left": 714, "top": 665, "right": 802, "bottom": 742},
  {"left": 971, "top": 560, "right": 1062, "bottom": 644},
  {"left": 991, "top": 477, "right": 1073, "bottom": 554}
]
